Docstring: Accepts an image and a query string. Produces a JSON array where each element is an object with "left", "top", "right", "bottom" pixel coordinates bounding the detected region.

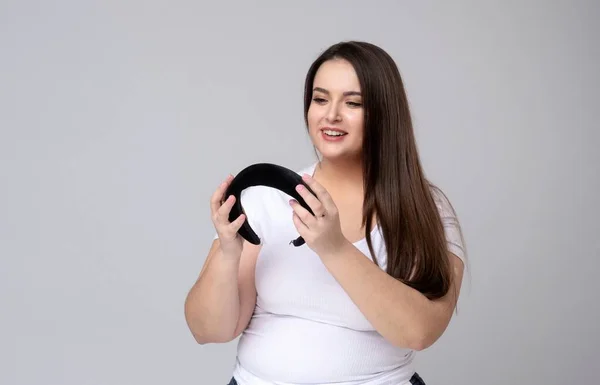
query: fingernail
[{"left": 296, "top": 184, "right": 304, "bottom": 191}]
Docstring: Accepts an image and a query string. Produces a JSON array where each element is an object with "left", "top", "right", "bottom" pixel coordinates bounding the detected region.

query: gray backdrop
[{"left": 1, "top": 1, "right": 598, "bottom": 384}]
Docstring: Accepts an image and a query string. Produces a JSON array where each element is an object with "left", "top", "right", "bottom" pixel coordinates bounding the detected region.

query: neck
[{"left": 315, "top": 157, "right": 364, "bottom": 192}]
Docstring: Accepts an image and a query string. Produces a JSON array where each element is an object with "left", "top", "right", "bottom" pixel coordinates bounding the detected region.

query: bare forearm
[
  {"left": 185, "top": 249, "right": 241, "bottom": 343},
  {"left": 319, "top": 240, "right": 452, "bottom": 350}
]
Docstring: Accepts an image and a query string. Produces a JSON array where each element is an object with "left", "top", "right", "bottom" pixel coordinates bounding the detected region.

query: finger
[
  {"left": 219, "top": 211, "right": 245, "bottom": 240},
  {"left": 301, "top": 174, "right": 336, "bottom": 212},
  {"left": 214, "top": 194, "right": 236, "bottom": 224},
  {"left": 228, "top": 213, "right": 246, "bottom": 231},
  {"left": 292, "top": 211, "right": 309, "bottom": 235},
  {"left": 295, "top": 183, "right": 325, "bottom": 217},
  {"left": 289, "top": 199, "right": 316, "bottom": 228},
  {"left": 210, "top": 175, "right": 234, "bottom": 213}
]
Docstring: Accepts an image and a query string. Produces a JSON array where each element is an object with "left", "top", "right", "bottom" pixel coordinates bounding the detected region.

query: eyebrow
[{"left": 313, "top": 87, "right": 361, "bottom": 97}]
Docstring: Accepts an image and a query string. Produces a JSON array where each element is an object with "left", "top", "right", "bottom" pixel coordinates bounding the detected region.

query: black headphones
[{"left": 224, "top": 163, "right": 316, "bottom": 246}]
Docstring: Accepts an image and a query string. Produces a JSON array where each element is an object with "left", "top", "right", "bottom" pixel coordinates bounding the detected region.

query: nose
[{"left": 325, "top": 102, "right": 341, "bottom": 123}]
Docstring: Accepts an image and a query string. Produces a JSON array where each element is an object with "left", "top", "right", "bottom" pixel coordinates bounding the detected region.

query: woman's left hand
[{"left": 289, "top": 173, "right": 348, "bottom": 256}]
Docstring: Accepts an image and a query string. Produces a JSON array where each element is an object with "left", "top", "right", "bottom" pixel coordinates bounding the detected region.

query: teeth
[{"left": 324, "top": 130, "right": 345, "bottom": 136}]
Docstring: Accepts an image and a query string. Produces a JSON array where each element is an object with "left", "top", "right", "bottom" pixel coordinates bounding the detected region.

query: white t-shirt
[{"left": 217, "top": 162, "right": 466, "bottom": 385}]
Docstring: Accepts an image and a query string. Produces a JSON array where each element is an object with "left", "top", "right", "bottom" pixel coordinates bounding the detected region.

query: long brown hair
[{"left": 303, "top": 41, "right": 460, "bottom": 300}]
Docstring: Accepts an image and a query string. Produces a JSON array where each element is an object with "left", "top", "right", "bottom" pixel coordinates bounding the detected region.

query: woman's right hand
[{"left": 210, "top": 174, "right": 246, "bottom": 258}]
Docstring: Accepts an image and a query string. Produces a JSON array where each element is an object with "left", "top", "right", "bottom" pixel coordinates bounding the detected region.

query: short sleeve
[
  {"left": 213, "top": 187, "right": 266, "bottom": 243},
  {"left": 430, "top": 186, "right": 467, "bottom": 265}
]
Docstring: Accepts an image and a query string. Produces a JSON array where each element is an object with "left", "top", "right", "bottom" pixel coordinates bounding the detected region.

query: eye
[
  {"left": 347, "top": 101, "right": 362, "bottom": 107},
  {"left": 312, "top": 97, "right": 327, "bottom": 104}
]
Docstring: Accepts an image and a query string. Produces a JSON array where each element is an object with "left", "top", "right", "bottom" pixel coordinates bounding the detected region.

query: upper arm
[
  {"left": 232, "top": 239, "right": 261, "bottom": 338},
  {"left": 438, "top": 251, "right": 464, "bottom": 308},
  {"left": 194, "top": 237, "right": 261, "bottom": 341},
  {"left": 423, "top": 186, "right": 468, "bottom": 342},
  {"left": 415, "top": 252, "right": 464, "bottom": 350},
  {"left": 199, "top": 187, "right": 267, "bottom": 339}
]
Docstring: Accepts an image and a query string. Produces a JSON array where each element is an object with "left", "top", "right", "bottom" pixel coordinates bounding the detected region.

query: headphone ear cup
[{"left": 224, "top": 163, "right": 315, "bottom": 247}]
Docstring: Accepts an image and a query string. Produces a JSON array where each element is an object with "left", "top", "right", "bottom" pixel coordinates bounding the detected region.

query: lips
[
  {"left": 320, "top": 127, "right": 347, "bottom": 142},
  {"left": 321, "top": 127, "right": 348, "bottom": 136}
]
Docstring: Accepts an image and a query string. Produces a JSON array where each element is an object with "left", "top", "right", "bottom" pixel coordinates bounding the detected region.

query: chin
[
  {"left": 316, "top": 147, "right": 361, "bottom": 161},
  {"left": 310, "top": 132, "right": 361, "bottom": 159}
]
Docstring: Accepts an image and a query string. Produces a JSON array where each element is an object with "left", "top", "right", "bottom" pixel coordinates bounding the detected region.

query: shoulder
[
  {"left": 429, "top": 184, "right": 456, "bottom": 219},
  {"left": 295, "top": 161, "right": 318, "bottom": 177},
  {"left": 428, "top": 184, "right": 467, "bottom": 264}
]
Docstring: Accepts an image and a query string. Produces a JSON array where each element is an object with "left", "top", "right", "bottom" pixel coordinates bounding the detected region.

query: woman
[{"left": 184, "top": 41, "right": 467, "bottom": 385}]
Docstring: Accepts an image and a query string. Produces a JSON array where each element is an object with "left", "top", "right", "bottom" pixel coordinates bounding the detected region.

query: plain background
[{"left": 1, "top": 1, "right": 598, "bottom": 384}]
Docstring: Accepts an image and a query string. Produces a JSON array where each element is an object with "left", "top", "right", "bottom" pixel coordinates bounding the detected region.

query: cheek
[
  {"left": 307, "top": 107, "right": 320, "bottom": 132},
  {"left": 344, "top": 111, "right": 364, "bottom": 134}
]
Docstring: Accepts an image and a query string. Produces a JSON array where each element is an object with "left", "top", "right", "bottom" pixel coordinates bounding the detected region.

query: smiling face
[{"left": 306, "top": 59, "right": 365, "bottom": 161}]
